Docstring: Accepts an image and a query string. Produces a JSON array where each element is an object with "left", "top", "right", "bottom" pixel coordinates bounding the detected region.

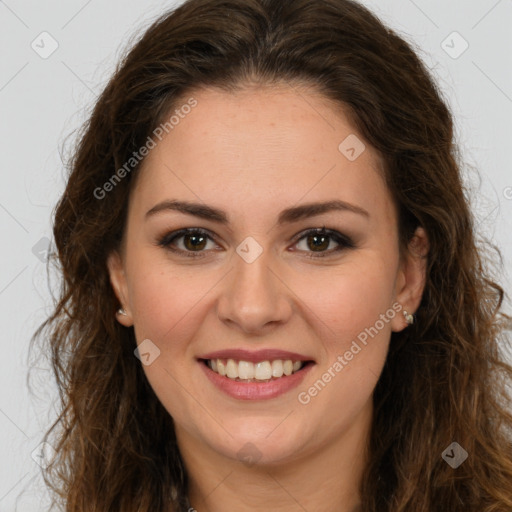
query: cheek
[
  {"left": 293, "top": 267, "right": 394, "bottom": 426},
  {"left": 125, "top": 260, "right": 217, "bottom": 423},
  {"left": 293, "top": 254, "right": 397, "bottom": 347},
  {"left": 127, "top": 262, "right": 214, "bottom": 346},
  {"left": 292, "top": 256, "right": 396, "bottom": 408}
]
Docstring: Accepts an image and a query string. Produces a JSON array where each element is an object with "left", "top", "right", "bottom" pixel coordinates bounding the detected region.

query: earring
[
  {"left": 403, "top": 310, "right": 414, "bottom": 325},
  {"left": 117, "top": 308, "right": 127, "bottom": 316}
]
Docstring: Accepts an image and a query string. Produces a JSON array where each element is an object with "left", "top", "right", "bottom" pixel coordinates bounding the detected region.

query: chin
[{"left": 202, "top": 417, "right": 311, "bottom": 467}]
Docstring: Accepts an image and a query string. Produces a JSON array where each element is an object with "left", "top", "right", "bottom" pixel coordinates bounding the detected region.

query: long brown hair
[{"left": 31, "top": 0, "right": 512, "bottom": 510}]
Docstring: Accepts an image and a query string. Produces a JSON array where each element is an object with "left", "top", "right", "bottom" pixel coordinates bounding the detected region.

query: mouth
[
  {"left": 199, "top": 357, "right": 314, "bottom": 382},
  {"left": 197, "top": 349, "right": 316, "bottom": 400}
]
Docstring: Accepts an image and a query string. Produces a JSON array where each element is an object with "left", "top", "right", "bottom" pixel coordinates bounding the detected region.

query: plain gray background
[{"left": 1, "top": 0, "right": 511, "bottom": 510}]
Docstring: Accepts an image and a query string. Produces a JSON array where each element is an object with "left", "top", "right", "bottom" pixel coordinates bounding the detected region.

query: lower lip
[{"left": 199, "top": 360, "right": 314, "bottom": 400}]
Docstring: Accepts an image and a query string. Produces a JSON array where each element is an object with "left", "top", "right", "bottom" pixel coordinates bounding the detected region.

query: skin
[{"left": 108, "top": 83, "right": 429, "bottom": 512}]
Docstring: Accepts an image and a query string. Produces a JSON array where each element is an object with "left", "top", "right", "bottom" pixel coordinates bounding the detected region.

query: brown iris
[
  {"left": 306, "top": 233, "right": 330, "bottom": 252},
  {"left": 183, "top": 233, "right": 208, "bottom": 251}
]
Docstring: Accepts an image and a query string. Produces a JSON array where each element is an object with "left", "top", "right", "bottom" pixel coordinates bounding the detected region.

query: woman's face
[{"left": 108, "top": 84, "right": 427, "bottom": 466}]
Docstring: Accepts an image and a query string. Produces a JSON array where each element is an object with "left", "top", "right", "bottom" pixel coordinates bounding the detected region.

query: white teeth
[
  {"left": 254, "top": 361, "right": 272, "bottom": 380},
  {"left": 271, "top": 360, "right": 284, "bottom": 378},
  {"left": 226, "top": 359, "right": 238, "bottom": 379},
  {"left": 206, "top": 358, "right": 306, "bottom": 381},
  {"left": 238, "top": 360, "right": 255, "bottom": 380},
  {"left": 217, "top": 359, "right": 226, "bottom": 376}
]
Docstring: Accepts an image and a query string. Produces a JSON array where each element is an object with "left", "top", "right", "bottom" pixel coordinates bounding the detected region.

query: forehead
[{"left": 129, "top": 85, "right": 395, "bottom": 228}]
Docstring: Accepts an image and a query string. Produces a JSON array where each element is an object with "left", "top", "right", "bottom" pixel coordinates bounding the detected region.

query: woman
[{"left": 33, "top": 0, "right": 512, "bottom": 510}]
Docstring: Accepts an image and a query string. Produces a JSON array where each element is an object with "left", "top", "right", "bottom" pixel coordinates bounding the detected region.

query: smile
[
  {"left": 203, "top": 358, "right": 307, "bottom": 382},
  {"left": 197, "top": 351, "right": 315, "bottom": 400}
]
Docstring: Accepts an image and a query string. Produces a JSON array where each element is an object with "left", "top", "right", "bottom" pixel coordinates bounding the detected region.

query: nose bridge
[{"left": 217, "top": 238, "right": 291, "bottom": 333}]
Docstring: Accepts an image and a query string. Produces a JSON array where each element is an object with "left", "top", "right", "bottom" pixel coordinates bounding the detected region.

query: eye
[
  {"left": 292, "top": 227, "right": 354, "bottom": 258},
  {"left": 158, "top": 228, "right": 219, "bottom": 257},
  {"left": 158, "top": 226, "right": 355, "bottom": 258}
]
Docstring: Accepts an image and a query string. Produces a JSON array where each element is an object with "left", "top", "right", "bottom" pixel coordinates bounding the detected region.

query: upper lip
[{"left": 198, "top": 349, "right": 315, "bottom": 363}]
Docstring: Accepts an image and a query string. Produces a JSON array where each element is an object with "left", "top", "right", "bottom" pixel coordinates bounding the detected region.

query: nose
[{"left": 216, "top": 246, "right": 293, "bottom": 335}]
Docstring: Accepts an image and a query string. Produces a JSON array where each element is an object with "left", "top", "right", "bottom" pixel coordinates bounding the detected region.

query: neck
[{"left": 176, "top": 401, "right": 372, "bottom": 512}]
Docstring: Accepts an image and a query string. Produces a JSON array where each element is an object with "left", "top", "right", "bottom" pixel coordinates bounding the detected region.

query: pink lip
[
  {"left": 198, "top": 360, "right": 315, "bottom": 400},
  {"left": 197, "top": 348, "right": 314, "bottom": 364}
]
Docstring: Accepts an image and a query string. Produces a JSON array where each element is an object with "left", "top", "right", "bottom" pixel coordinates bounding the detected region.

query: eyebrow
[{"left": 145, "top": 199, "right": 369, "bottom": 224}]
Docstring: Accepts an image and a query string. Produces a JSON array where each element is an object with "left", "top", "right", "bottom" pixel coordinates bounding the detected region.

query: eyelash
[{"left": 157, "top": 226, "right": 355, "bottom": 259}]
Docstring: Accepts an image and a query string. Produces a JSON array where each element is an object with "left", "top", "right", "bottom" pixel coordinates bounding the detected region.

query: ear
[
  {"left": 390, "top": 226, "right": 429, "bottom": 332},
  {"left": 107, "top": 250, "right": 134, "bottom": 327}
]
